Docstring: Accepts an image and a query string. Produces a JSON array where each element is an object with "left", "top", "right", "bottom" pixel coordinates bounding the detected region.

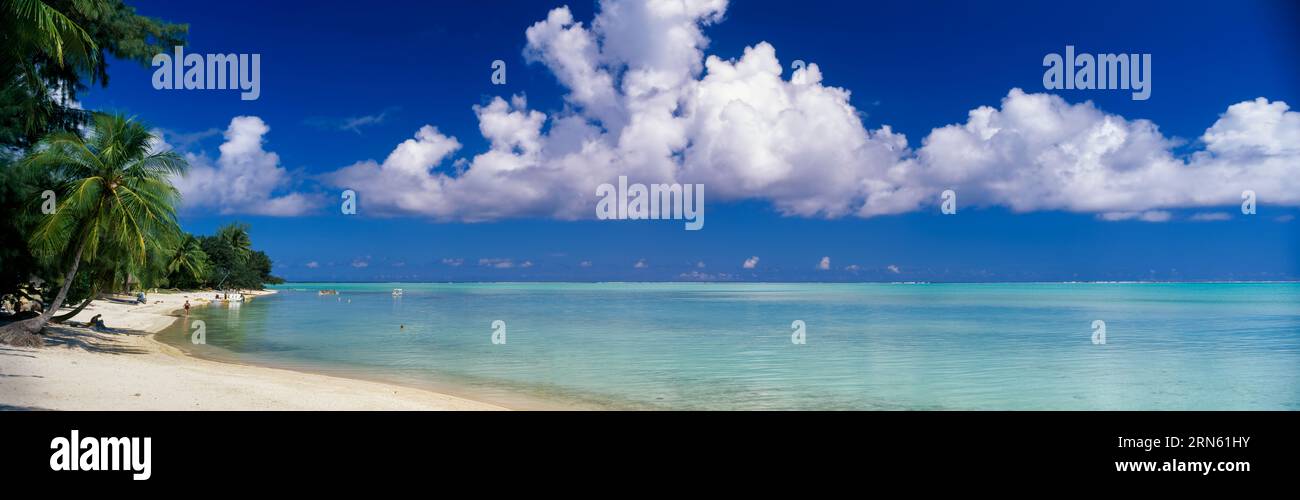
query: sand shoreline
[{"left": 0, "top": 290, "right": 507, "bottom": 410}]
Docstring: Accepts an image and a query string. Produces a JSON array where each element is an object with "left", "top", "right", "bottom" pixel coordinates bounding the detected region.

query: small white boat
[{"left": 392, "top": 288, "right": 404, "bottom": 297}]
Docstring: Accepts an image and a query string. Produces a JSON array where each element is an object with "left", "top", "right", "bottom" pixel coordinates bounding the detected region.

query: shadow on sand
[
  {"left": 0, "top": 404, "right": 52, "bottom": 411},
  {"left": 38, "top": 324, "right": 151, "bottom": 355}
]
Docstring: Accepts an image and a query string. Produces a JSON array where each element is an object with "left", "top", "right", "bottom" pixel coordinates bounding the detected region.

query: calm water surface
[{"left": 160, "top": 283, "right": 1300, "bottom": 410}]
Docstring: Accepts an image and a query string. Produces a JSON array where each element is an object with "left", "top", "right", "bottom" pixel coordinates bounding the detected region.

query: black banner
[{"left": 2, "top": 411, "right": 1293, "bottom": 488}]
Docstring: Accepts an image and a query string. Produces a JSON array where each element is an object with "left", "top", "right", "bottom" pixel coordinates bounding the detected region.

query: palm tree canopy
[
  {"left": 23, "top": 113, "right": 188, "bottom": 269},
  {"left": 217, "top": 222, "right": 252, "bottom": 264},
  {"left": 2, "top": 0, "right": 98, "bottom": 70},
  {"left": 166, "top": 233, "right": 210, "bottom": 282}
]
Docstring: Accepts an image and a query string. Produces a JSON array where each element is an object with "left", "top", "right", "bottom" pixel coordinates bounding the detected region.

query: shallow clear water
[{"left": 161, "top": 283, "right": 1300, "bottom": 410}]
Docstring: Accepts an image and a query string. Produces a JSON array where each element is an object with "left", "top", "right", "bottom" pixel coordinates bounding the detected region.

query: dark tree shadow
[
  {"left": 0, "top": 347, "right": 37, "bottom": 358},
  {"left": 40, "top": 325, "right": 150, "bottom": 355},
  {"left": 0, "top": 404, "right": 53, "bottom": 411}
]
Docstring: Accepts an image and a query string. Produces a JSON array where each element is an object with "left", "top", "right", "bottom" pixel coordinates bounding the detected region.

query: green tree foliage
[
  {"left": 1, "top": 0, "right": 187, "bottom": 148},
  {"left": 0, "top": 154, "right": 42, "bottom": 302},
  {"left": 195, "top": 223, "right": 281, "bottom": 290},
  {"left": 0, "top": 113, "right": 186, "bottom": 346},
  {"left": 164, "top": 233, "right": 209, "bottom": 286},
  {"left": 1, "top": 1, "right": 190, "bottom": 329},
  {"left": 0, "top": 3, "right": 284, "bottom": 348}
]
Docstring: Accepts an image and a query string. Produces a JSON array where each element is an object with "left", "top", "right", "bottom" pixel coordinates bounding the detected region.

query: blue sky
[{"left": 81, "top": 0, "right": 1299, "bottom": 282}]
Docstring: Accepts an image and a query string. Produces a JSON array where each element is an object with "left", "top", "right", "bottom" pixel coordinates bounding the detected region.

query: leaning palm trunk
[
  {"left": 0, "top": 237, "right": 88, "bottom": 346},
  {"left": 51, "top": 287, "right": 97, "bottom": 323}
]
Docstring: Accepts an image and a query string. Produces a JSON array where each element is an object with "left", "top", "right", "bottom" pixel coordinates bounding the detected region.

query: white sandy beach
[{"left": 0, "top": 291, "right": 505, "bottom": 411}]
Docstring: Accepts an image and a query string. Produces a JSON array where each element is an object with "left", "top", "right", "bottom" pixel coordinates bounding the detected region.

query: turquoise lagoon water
[{"left": 160, "top": 283, "right": 1300, "bottom": 410}]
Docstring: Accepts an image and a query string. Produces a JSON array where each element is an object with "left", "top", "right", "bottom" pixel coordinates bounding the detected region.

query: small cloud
[
  {"left": 579, "top": 260, "right": 592, "bottom": 268},
  {"left": 1098, "top": 211, "right": 1171, "bottom": 223},
  {"left": 305, "top": 261, "right": 319, "bottom": 269},
  {"left": 520, "top": 260, "right": 534, "bottom": 268},
  {"left": 844, "top": 264, "right": 861, "bottom": 272},
  {"left": 351, "top": 259, "right": 369, "bottom": 268},
  {"left": 696, "top": 261, "right": 706, "bottom": 269},
  {"left": 441, "top": 258, "right": 464, "bottom": 267},
  {"left": 742, "top": 256, "right": 759, "bottom": 269},
  {"left": 479, "top": 258, "right": 514, "bottom": 269},
  {"left": 886, "top": 264, "right": 901, "bottom": 274},
  {"left": 817, "top": 256, "right": 831, "bottom": 271},
  {"left": 306, "top": 107, "right": 397, "bottom": 134},
  {"left": 678, "top": 270, "right": 724, "bottom": 281},
  {"left": 633, "top": 259, "right": 648, "bottom": 269},
  {"left": 392, "top": 261, "right": 406, "bottom": 267},
  {"left": 156, "top": 127, "right": 221, "bottom": 150},
  {"left": 1276, "top": 214, "right": 1295, "bottom": 223},
  {"left": 1189, "top": 212, "right": 1231, "bottom": 222}
]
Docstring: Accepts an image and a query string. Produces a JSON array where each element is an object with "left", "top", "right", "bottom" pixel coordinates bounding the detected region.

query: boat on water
[
  {"left": 318, "top": 289, "right": 339, "bottom": 296},
  {"left": 392, "top": 288, "right": 404, "bottom": 297}
]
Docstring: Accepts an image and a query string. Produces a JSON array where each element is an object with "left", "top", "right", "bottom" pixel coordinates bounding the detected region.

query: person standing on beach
[{"left": 184, "top": 300, "right": 191, "bottom": 315}]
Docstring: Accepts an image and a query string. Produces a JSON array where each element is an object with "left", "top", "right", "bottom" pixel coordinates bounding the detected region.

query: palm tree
[
  {"left": 217, "top": 222, "right": 252, "bottom": 265},
  {"left": 2, "top": 0, "right": 97, "bottom": 68},
  {"left": 165, "top": 233, "right": 210, "bottom": 284},
  {"left": 0, "top": 113, "right": 186, "bottom": 346}
]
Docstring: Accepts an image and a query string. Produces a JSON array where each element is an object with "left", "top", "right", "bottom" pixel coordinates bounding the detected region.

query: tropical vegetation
[{"left": 0, "top": 1, "right": 281, "bottom": 346}]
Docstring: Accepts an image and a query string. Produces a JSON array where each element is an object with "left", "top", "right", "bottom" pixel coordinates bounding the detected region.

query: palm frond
[{"left": 3, "top": 0, "right": 99, "bottom": 69}]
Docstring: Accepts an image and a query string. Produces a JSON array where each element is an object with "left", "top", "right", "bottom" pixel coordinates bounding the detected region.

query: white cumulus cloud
[
  {"left": 167, "top": 116, "right": 316, "bottom": 216},
  {"left": 314, "top": 0, "right": 1299, "bottom": 223},
  {"left": 901, "top": 91, "right": 1300, "bottom": 216}
]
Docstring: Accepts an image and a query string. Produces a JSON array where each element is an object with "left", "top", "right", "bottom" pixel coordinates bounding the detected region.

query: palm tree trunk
[
  {"left": 0, "top": 237, "right": 90, "bottom": 346},
  {"left": 51, "top": 291, "right": 96, "bottom": 323}
]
